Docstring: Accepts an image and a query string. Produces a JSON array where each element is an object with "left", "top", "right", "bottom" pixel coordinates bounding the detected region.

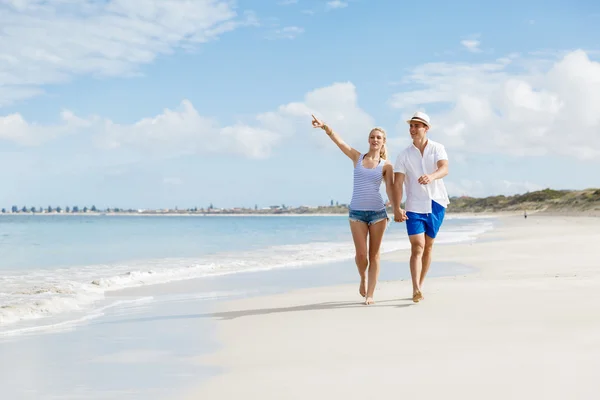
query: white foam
[
  {"left": 0, "top": 297, "right": 154, "bottom": 338},
  {"left": 0, "top": 218, "right": 494, "bottom": 334},
  {"left": 0, "top": 291, "right": 242, "bottom": 338}
]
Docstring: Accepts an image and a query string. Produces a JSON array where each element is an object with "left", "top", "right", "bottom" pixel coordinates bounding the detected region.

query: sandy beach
[{"left": 180, "top": 215, "right": 600, "bottom": 400}]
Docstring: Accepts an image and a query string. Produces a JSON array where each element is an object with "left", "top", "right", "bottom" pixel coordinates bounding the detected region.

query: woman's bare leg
[
  {"left": 365, "top": 219, "right": 387, "bottom": 304},
  {"left": 349, "top": 220, "right": 369, "bottom": 297}
]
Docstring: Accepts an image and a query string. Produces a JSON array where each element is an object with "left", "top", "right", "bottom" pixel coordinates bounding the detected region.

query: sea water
[{"left": 0, "top": 214, "right": 494, "bottom": 337}]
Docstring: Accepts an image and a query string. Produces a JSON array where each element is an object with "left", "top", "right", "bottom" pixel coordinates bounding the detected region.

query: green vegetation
[{"left": 447, "top": 188, "right": 600, "bottom": 213}]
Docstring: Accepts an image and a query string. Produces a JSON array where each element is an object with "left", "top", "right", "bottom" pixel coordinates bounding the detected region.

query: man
[{"left": 392, "top": 111, "right": 449, "bottom": 303}]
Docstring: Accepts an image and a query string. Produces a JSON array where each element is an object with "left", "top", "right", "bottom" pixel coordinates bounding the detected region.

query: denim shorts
[
  {"left": 406, "top": 200, "right": 446, "bottom": 238},
  {"left": 348, "top": 209, "right": 389, "bottom": 226}
]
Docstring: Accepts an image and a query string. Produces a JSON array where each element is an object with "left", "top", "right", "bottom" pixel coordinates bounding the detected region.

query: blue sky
[{"left": 1, "top": 0, "right": 599, "bottom": 210}]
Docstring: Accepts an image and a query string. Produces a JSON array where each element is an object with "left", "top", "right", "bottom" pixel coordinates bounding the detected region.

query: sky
[{"left": 1, "top": 0, "right": 599, "bottom": 210}]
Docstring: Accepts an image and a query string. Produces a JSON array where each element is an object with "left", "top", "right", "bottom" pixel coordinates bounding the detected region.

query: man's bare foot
[
  {"left": 412, "top": 291, "right": 423, "bottom": 303},
  {"left": 365, "top": 297, "right": 375, "bottom": 305},
  {"left": 359, "top": 278, "right": 366, "bottom": 297}
]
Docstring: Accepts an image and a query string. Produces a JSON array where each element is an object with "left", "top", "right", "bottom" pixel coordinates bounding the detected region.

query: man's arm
[
  {"left": 430, "top": 159, "right": 449, "bottom": 180},
  {"left": 392, "top": 172, "right": 404, "bottom": 208},
  {"left": 418, "top": 159, "right": 449, "bottom": 185},
  {"left": 392, "top": 172, "right": 407, "bottom": 222}
]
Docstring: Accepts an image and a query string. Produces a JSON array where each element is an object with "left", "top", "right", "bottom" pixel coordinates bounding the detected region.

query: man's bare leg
[
  {"left": 420, "top": 234, "right": 435, "bottom": 289},
  {"left": 365, "top": 219, "right": 387, "bottom": 305},
  {"left": 349, "top": 220, "right": 369, "bottom": 297},
  {"left": 409, "top": 233, "right": 425, "bottom": 302}
]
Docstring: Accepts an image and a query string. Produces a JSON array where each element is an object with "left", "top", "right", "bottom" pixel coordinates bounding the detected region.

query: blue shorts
[
  {"left": 349, "top": 209, "right": 389, "bottom": 226},
  {"left": 406, "top": 201, "right": 446, "bottom": 238}
]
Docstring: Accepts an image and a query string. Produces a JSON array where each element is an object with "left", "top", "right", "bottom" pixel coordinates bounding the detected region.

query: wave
[{"left": 0, "top": 218, "right": 494, "bottom": 334}]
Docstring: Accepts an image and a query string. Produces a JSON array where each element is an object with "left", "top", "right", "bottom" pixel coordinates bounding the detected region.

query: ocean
[
  {"left": 0, "top": 213, "right": 497, "bottom": 398},
  {"left": 0, "top": 213, "right": 494, "bottom": 338}
]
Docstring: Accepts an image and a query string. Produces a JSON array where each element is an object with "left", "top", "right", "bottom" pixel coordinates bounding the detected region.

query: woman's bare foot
[
  {"left": 365, "top": 297, "right": 375, "bottom": 305},
  {"left": 359, "top": 277, "right": 366, "bottom": 297}
]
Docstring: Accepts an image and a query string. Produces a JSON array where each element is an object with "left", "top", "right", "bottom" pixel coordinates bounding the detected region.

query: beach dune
[{"left": 181, "top": 215, "right": 600, "bottom": 400}]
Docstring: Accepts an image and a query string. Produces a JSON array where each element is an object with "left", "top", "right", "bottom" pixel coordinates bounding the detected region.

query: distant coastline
[
  {"left": 447, "top": 188, "right": 600, "bottom": 215},
  {"left": 2, "top": 188, "right": 599, "bottom": 217},
  {"left": 0, "top": 205, "right": 352, "bottom": 217}
]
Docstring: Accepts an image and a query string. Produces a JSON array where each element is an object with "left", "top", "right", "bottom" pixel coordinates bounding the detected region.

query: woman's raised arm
[{"left": 311, "top": 114, "right": 360, "bottom": 164}]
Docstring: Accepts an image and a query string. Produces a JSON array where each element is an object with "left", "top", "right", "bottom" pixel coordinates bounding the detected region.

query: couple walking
[{"left": 311, "top": 111, "right": 449, "bottom": 305}]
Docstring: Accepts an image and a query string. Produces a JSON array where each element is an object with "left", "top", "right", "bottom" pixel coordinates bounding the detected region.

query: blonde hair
[{"left": 370, "top": 127, "right": 387, "bottom": 160}]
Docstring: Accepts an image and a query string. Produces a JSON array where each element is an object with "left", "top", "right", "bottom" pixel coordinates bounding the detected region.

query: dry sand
[{"left": 180, "top": 215, "right": 600, "bottom": 400}]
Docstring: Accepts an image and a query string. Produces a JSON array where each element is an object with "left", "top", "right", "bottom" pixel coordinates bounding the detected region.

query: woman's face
[{"left": 368, "top": 129, "right": 385, "bottom": 150}]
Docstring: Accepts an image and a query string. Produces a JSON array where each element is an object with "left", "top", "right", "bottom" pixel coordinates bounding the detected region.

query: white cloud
[
  {"left": 0, "top": 109, "right": 89, "bottom": 145},
  {"left": 461, "top": 39, "right": 481, "bottom": 53},
  {"left": 326, "top": 1, "right": 348, "bottom": 10},
  {"left": 0, "top": 100, "right": 280, "bottom": 158},
  {"left": 0, "top": 86, "right": 45, "bottom": 108},
  {"left": 93, "top": 100, "right": 283, "bottom": 159},
  {"left": 290, "top": 82, "right": 376, "bottom": 148},
  {"left": 267, "top": 26, "right": 304, "bottom": 40},
  {"left": 390, "top": 49, "right": 600, "bottom": 160},
  {"left": 0, "top": 82, "right": 375, "bottom": 159},
  {"left": 0, "top": 0, "right": 257, "bottom": 107}
]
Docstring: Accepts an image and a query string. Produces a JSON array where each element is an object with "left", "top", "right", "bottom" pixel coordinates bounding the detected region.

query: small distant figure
[{"left": 524, "top": 210, "right": 528, "bottom": 219}]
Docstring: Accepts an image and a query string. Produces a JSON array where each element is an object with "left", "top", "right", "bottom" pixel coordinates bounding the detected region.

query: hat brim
[{"left": 406, "top": 117, "right": 430, "bottom": 128}]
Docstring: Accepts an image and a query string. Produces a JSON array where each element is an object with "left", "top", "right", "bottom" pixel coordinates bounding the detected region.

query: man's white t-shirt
[{"left": 393, "top": 139, "right": 450, "bottom": 214}]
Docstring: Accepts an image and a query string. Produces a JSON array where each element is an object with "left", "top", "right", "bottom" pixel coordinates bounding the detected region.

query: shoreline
[
  {"left": 179, "top": 214, "right": 600, "bottom": 399},
  {"left": 0, "top": 212, "right": 350, "bottom": 217},
  {"left": 1, "top": 209, "right": 598, "bottom": 218},
  {"left": 0, "top": 233, "right": 484, "bottom": 398},
  {"left": 0, "top": 213, "right": 493, "bottom": 339}
]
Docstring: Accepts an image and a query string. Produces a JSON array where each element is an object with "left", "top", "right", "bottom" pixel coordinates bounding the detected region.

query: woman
[{"left": 311, "top": 114, "right": 394, "bottom": 305}]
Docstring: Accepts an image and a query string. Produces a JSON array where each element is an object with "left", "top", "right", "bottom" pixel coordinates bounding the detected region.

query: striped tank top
[{"left": 349, "top": 154, "right": 386, "bottom": 211}]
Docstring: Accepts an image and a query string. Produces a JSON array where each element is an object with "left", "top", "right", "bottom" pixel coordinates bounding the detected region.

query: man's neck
[{"left": 412, "top": 137, "right": 428, "bottom": 152}]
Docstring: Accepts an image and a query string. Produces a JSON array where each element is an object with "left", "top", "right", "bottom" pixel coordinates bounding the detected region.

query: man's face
[{"left": 409, "top": 122, "right": 428, "bottom": 140}]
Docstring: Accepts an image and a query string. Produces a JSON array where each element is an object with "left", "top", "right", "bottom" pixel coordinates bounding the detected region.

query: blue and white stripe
[{"left": 349, "top": 154, "right": 386, "bottom": 211}]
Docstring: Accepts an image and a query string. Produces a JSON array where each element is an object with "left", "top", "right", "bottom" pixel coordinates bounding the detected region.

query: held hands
[
  {"left": 418, "top": 174, "right": 432, "bottom": 185},
  {"left": 394, "top": 208, "right": 408, "bottom": 223}
]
